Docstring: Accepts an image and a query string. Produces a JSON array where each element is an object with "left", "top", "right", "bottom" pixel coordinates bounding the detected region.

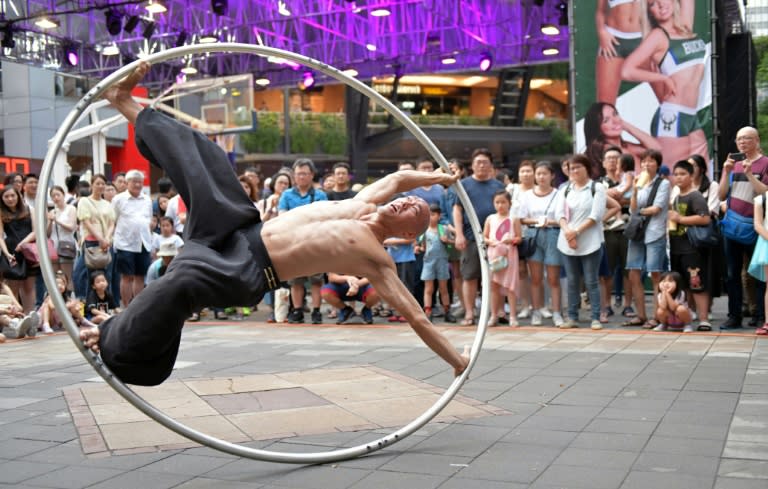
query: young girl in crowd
[
  {"left": 85, "top": 270, "right": 119, "bottom": 324},
  {"left": 749, "top": 190, "right": 768, "bottom": 335},
  {"left": 654, "top": 271, "right": 693, "bottom": 333},
  {"left": 417, "top": 204, "right": 456, "bottom": 323},
  {"left": 151, "top": 216, "right": 184, "bottom": 260},
  {"left": 38, "top": 271, "right": 84, "bottom": 333},
  {"left": 483, "top": 190, "right": 521, "bottom": 326}
]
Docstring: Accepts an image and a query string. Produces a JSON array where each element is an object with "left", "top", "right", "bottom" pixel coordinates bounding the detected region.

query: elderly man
[
  {"left": 111, "top": 169, "right": 153, "bottom": 306},
  {"left": 718, "top": 126, "right": 768, "bottom": 330},
  {"left": 278, "top": 157, "right": 328, "bottom": 324},
  {"left": 80, "top": 63, "right": 469, "bottom": 386}
]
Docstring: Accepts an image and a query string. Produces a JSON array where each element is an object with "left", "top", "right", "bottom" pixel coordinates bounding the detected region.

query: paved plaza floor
[{"left": 1, "top": 297, "right": 768, "bottom": 489}]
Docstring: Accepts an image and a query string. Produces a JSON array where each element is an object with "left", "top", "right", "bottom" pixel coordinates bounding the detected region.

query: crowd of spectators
[{"left": 2, "top": 124, "right": 768, "bottom": 342}]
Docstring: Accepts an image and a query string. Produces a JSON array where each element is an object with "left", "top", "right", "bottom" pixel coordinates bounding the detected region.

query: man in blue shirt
[
  {"left": 278, "top": 158, "right": 328, "bottom": 323},
  {"left": 452, "top": 148, "right": 504, "bottom": 325}
]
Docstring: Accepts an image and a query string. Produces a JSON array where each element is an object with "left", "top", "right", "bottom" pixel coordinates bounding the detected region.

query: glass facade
[{"left": 746, "top": 0, "right": 768, "bottom": 37}]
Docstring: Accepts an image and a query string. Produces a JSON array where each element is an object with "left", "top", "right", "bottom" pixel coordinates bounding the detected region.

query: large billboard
[{"left": 573, "top": 0, "right": 713, "bottom": 176}]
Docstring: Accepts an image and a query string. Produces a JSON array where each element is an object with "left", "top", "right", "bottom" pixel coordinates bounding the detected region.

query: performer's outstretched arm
[{"left": 354, "top": 169, "right": 458, "bottom": 205}]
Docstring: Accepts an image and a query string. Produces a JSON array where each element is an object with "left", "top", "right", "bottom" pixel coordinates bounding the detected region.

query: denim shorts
[
  {"left": 421, "top": 255, "right": 450, "bottom": 281},
  {"left": 528, "top": 227, "right": 562, "bottom": 267},
  {"left": 626, "top": 236, "right": 667, "bottom": 273}
]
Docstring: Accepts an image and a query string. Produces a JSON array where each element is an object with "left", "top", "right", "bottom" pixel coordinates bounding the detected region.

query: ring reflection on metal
[{"left": 36, "top": 44, "right": 492, "bottom": 464}]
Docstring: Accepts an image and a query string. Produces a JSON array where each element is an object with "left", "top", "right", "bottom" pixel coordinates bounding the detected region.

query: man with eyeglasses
[
  {"left": 718, "top": 126, "right": 768, "bottom": 330},
  {"left": 278, "top": 158, "right": 328, "bottom": 324}
]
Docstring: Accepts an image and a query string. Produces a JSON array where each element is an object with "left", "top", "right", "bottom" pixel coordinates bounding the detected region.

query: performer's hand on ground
[
  {"left": 80, "top": 327, "right": 101, "bottom": 354},
  {"left": 455, "top": 345, "right": 471, "bottom": 377}
]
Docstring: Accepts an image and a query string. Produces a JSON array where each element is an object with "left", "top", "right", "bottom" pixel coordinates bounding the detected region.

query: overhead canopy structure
[{"left": 0, "top": 0, "right": 569, "bottom": 87}]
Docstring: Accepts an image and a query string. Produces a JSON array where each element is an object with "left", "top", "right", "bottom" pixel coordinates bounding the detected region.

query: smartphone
[{"left": 730, "top": 152, "right": 746, "bottom": 161}]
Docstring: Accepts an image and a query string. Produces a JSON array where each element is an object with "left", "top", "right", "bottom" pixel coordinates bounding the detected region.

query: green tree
[{"left": 239, "top": 112, "right": 281, "bottom": 153}]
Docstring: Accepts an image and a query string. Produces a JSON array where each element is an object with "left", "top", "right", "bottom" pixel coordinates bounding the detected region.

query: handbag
[
  {"left": 84, "top": 244, "right": 112, "bottom": 270},
  {"left": 20, "top": 240, "right": 58, "bottom": 266},
  {"left": 623, "top": 177, "right": 663, "bottom": 242},
  {"left": 687, "top": 219, "right": 720, "bottom": 248},
  {"left": 54, "top": 220, "right": 77, "bottom": 259},
  {"left": 488, "top": 255, "right": 508, "bottom": 272},
  {"left": 0, "top": 252, "right": 26, "bottom": 280},
  {"left": 721, "top": 208, "right": 757, "bottom": 245}
]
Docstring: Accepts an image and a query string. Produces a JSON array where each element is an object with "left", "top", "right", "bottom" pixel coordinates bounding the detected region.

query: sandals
[
  {"left": 461, "top": 317, "right": 475, "bottom": 326},
  {"left": 622, "top": 317, "right": 646, "bottom": 327},
  {"left": 643, "top": 319, "right": 659, "bottom": 330},
  {"left": 697, "top": 321, "right": 712, "bottom": 332},
  {"left": 756, "top": 324, "right": 768, "bottom": 336},
  {"left": 599, "top": 311, "right": 609, "bottom": 324}
]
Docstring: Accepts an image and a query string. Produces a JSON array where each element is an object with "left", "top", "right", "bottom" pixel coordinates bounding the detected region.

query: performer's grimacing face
[{"left": 381, "top": 196, "right": 429, "bottom": 237}]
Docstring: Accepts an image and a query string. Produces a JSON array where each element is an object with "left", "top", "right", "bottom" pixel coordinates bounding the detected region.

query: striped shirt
[{"left": 729, "top": 156, "right": 768, "bottom": 217}]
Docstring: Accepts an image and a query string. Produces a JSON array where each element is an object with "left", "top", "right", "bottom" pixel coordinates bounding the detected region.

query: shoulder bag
[
  {"left": 54, "top": 216, "right": 77, "bottom": 259},
  {"left": 518, "top": 188, "right": 558, "bottom": 259},
  {"left": 84, "top": 242, "right": 111, "bottom": 270},
  {"left": 721, "top": 171, "right": 761, "bottom": 244},
  {"left": 20, "top": 240, "right": 58, "bottom": 266},
  {"left": 0, "top": 252, "right": 26, "bottom": 280},
  {"left": 624, "top": 177, "right": 663, "bottom": 242}
]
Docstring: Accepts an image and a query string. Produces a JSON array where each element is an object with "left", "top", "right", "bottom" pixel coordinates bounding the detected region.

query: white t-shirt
[
  {"left": 517, "top": 188, "right": 559, "bottom": 223},
  {"left": 165, "top": 195, "right": 185, "bottom": 234}
]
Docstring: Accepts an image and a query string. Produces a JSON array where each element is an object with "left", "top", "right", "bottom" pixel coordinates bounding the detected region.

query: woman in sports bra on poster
[
  {"left": 595, "top": 0, "right": 643, "bottom": 104},
  {"left": 621, "top": 0, "right": 708, "bottom": 165}
]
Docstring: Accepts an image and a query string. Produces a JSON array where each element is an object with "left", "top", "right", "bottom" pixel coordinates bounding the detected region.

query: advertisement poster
[{"left": 573, "top": 0, "right": 712, "bottom": 176}]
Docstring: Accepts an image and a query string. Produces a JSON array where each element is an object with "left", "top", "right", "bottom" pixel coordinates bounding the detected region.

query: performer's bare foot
[
  {"left": 102, "top": 61, "right": 150, "bottom": 125},
  {"left": 80, "top": 327, "right": 101, "bottom": 354},
  {"left": 454, "top": 345, "right": 471, "bottom": 377}
]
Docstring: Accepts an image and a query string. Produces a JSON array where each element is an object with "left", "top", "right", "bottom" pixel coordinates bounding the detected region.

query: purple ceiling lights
[{"left": 0, "top": 0, "right": 568, "bottom": 88}]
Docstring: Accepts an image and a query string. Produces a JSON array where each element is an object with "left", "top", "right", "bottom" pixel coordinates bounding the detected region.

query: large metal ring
[{"left": 36, "top": 44, "right": 491, "bottom": 464}]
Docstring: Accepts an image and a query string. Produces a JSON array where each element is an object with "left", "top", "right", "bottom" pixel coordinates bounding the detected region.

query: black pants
[{"left": 98, "top": 109, "right": 278, "bottom": 386}]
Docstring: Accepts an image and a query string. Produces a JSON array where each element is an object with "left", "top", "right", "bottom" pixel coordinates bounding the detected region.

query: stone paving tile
[
  {"left": 410, "top": 424, "right": 509, "bottom": 457},
  {"left": 346, "top": 471, "right": 446, "bottom": 489},
  {"left": 499, "top": 428, "right": 579, "bottom": 448},
  {"left": 715, "top": 478, "right": 768, "bottom": 489},
  {"left": 173, "top": 478, "right": 264, "bottom": 489},
  {"left": 655, "top": 420, "right": 731, "bottom": 440},
  {"left": 269, "top": 465, "right": 370, "bottom": 489},
  {"left": 633, "top": 452, "right": 720, "bottom": 479},
  {"left": 0, "top": 460, "right": 63, "bottom": 485},
  {"left": 718, "top": 459, "right": 768, "bottom": 479},
  {"left": 598, "top": 407, "right": 666, "bottom": 422},
  {"left": 437, "top": 478, "right": 527, "bottom": 489},
  {"left": 620, "top": 471, "right": 714, "bottom": 489},
  {"left": 532, "top": 464, "right": 630, "bottom": 489},
  {"left": 455, "top": 442, "right": 561, "bottom": 483},
  {"left": 724, "top": 440, "right": 768, "bottom": 460},
  {"left": 517, "top": 414, "right": 593, "bottom": 432},
  {"left": 570, "top": 432, "right": 650, "bottom": 452},
  {"left": 0, "top": 439, "right": 58, "bottom": 459},
  {"left": 584, "top": 418, "right": 658, "bottom": 435},
  {"left": 553, "top": 447, "right": 638, "bottom": 470},
  {"left": 378, "top": 452, "right": 472, "bottom": 476},
  {"left": 23, "top": 466, "right": 123, "bottom": 489},
  {"left": 139, "top": 453, "right": 235, "bottom": 476},
  {"left": 643, "top": 435, "right": 725, "bottom": 457},
  {"left": 85, "top": 470, "right": 192, "bottom": 489}
]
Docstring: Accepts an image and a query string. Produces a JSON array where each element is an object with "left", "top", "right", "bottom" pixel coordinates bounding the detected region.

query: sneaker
[
  {"left": 720, "top": 317, "right": 742, "bottom": 330},
  {"left": 559, "top": 319, "right": 578, "bottom": 329},
  {"left": 311, "top": 309, "right": 322, "bottom": 324},
  {"left": 552, "top": 312, "right": 565, "bottom": 327},
  {"left": 18, "top": 313, "right": 39, "bottom": 338},
  {"left": 531, "top": 309, "right": 543, "bottom": 326},
  {"left": 508, "top": 318, "right": 519, "bottom": 327},
  {"left": 497, "top": 316, "right": 509, "bottom": 325},
  {"left": 287, "top": 309, "right": 304, "bottom": 324},
  {"left": 538, "top": 308, "right": 553, "bottom": 319},
  {"left": 361, "top": 307, "right": 374, "bottom": 324},
  {"left": 2, "top": 318, "right": 22, "bottom": 339},
  {"left": 41, "top": 323, "right": 54, "bottom": 334},
  {"left": 683, "top": 324, "right": 694, "bottom": 333},
  {"left": 653, "top": 323, "right": 667, "bottom": 332},
  {"left": 443, "top": 311, "right": 457, "bottom": 323},
  {"left": 517, "top": 306, "right": 532, "bottom": 319},
  {"left": 591, "top": 320, "right": 603, "bottom": 330},
  {"left": 431, "top": 305, "right": 444, "bottom": 317},
  {"left": 337, "top": 306, "right": 355, "bottom": 324},
  {"left": 605, "top": 307, "right": 615, "bottom": 317}
]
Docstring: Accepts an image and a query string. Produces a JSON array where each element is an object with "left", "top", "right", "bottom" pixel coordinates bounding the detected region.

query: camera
[{"left": 729, "top": 152, "right": 746, "bottom": 161}]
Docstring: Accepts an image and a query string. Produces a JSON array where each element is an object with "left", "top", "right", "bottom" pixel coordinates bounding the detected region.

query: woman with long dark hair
[{"left": 0, "top": 187, "right": 38, "bottom": 312}]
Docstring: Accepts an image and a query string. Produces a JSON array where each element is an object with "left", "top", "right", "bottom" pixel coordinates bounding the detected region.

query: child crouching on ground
[
  {"left": 85, "top": 270, "right": 120, "bottom": 324},
  {"left": 654, "top": 271, "right": 693, "bottom": 333}
]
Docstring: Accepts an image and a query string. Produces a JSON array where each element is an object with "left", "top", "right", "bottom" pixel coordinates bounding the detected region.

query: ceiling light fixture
[
  {"left": 180, "top": 65, "right": 198, "bottom": 74},
  {"left": 145, "top": 1, "right": 167, "bottom": 14},
  {"left": 371, "top": 8, "right": 391, "bottom": 17},
  {"left": 301, "top": 71, "right": 315, "bottom": 89},
  {"left": 1, "top": 26, "right": 15, "bottom": 49},
  {"left": 142, "top": 21, "right": 156, "bottom": 39},
  {"left": 441, "top": 56, "right": 457, "bottom": 65},
  {"left": 542, "top": 47, "right": 559, "bottom": 56},
  {"left": 64, "top": 44, "right": 79, "bottom": 66},
  {"left": 102, "top": 43, "right": 120, "bottom": 56},
  {"left": 199, "top": 32, "right": 218, "bottom": 43},
  {"left": 255, "top": 77, "right": 270, "bottom": 86},
  {"left": 366, "top": 43, "right": 377, "bottom": 51},
  {"left": 479, "top": 53, "right": 492, "bottom": 72},
  {"left": 342, "top": 68, "right": 359, "bottom": 77},
  {"left": 124, "top": 15, "right": 140, "bottom": 33},
  {"left": 540, "top": 23, "right": 560, "bottom": 36},
  {"left": 212, "top": 0, "right": 228, "bottom": 16},
  {"left": 35, "top": 17, "right": 59, "bottom": 29},
  {"left": 105, "top": 9, "right": 123, "bottom": 36},
  {"left": 278, "top": 0, "right": 291, "bottom": 17}
]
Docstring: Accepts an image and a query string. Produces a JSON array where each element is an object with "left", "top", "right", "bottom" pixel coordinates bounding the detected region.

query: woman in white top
[
  {"left": 256, "top": 171, "right": 292, "bottom": 222},
  {"left": 512, "top": 160, "right": 536, "bottom": 320},
  {"left": 517, "top": 161, "right": 564, "bottom": 327},
  {"left": 555, "top": 154, "right": 608, "bottom": 330},
  {"left": 47, "top": 186, "right": 77, "bottom": 290}
]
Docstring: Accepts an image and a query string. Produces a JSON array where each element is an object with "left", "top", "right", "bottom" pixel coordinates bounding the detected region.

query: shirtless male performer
[{"left": 80, "top": 63, "right": 470, "bottom": 386}]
